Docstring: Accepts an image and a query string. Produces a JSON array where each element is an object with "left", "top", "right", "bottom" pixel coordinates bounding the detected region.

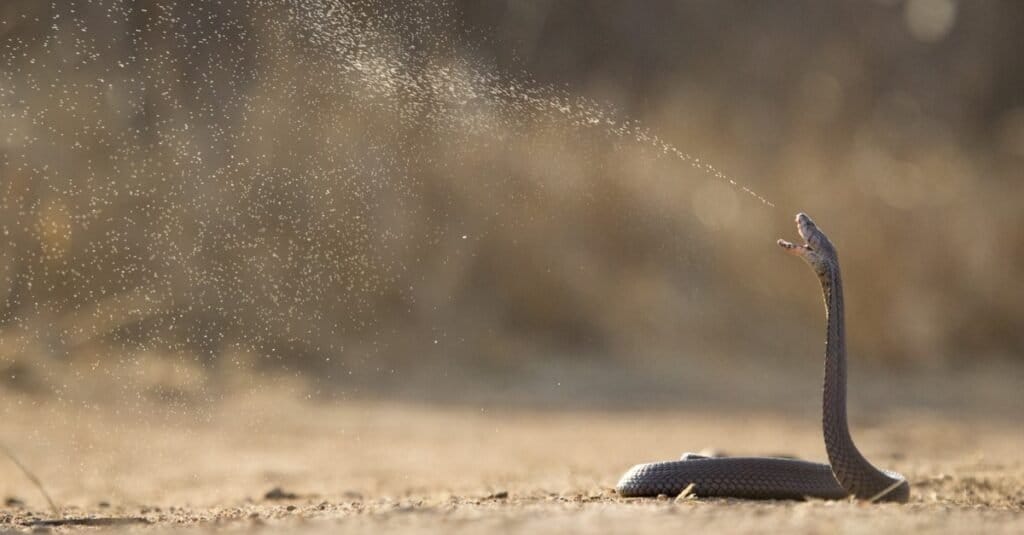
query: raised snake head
[{"left": 777, "top": 213, "right": 838, "bottom": 276}]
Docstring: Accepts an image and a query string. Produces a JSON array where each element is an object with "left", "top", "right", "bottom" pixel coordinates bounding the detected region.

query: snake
[{"left": 615, "top": 213, "right": 909, "bottom": 503}]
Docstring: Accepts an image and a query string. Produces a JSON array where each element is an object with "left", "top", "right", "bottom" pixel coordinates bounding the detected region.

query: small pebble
[{"left": 264, "top": 487, "right": 299, "bottom": 500}]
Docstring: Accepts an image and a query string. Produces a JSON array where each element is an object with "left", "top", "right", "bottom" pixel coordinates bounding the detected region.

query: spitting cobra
[{"left": 615, "top": 213, "right": 909, "bottom": 503}]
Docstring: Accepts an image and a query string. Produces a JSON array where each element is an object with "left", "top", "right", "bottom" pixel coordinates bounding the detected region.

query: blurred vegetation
[{"left": 1, "top": 0, "right": 1021, "bottom": 393}]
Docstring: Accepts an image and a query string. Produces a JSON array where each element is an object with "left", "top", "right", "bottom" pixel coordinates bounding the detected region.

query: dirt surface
[{"left": 1, "top": 365, "right": 1023, "bottom": 534}]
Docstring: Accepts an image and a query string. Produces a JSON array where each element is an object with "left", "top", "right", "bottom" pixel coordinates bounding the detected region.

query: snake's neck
[{"left": 820, "top": 264, "right": 901, "bottom": 499}]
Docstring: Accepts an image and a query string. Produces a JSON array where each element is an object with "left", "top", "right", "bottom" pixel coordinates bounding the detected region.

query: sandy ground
[{"left": 1, "top": 362, "right": 1023, "bottom": 534}]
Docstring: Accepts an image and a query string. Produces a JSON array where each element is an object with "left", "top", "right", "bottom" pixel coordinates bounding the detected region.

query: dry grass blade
[
  {"left": 868, "top": 478, "right": 908, "bottom": 504},
  {"left": 674, "top": 483, "right": 697, "bottom": 503},
  {"left": 0, "top": 441, "right": 59, "bottom": 515}
]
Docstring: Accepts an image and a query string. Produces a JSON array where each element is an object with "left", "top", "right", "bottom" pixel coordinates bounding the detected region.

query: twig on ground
[{"left": 25, "top": 517, "right": 150, "bottom": 527}]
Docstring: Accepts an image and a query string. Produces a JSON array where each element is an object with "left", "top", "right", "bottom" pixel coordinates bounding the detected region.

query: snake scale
[{"left": 615, "top": 213, "right": 910, "bottom": 503}]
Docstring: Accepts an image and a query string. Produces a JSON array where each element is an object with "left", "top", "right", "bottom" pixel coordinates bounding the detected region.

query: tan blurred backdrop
[{"left": 1, "top": 0, "right": 1022, "bottom": 403}]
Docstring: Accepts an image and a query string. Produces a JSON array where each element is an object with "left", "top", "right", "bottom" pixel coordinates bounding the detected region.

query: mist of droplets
[
  {"left": 0, "top": 0, "right": 770, "bottom": 406},
  {"left": 283, "top": 0, "right": 773, "bottom": 206}
]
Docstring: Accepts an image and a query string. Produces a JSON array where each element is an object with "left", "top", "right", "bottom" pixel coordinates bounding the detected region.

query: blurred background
[{"left": 1, "top": 0, "right": 1022, "bottom": 407}]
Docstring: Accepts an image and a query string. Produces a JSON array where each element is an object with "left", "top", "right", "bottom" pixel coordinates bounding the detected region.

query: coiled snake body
[{"left": 616, "top": 213, "right": 909, "bottom": 503}]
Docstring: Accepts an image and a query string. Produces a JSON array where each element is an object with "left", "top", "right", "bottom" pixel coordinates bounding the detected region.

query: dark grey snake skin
[{"left": 616, "top": 213, "right": 910, "bottom": 503}]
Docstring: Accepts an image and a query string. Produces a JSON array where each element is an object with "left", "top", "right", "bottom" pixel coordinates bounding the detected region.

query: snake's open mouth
[{"left": 777, "top": 213, "right": 817, "bottom": 256}]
